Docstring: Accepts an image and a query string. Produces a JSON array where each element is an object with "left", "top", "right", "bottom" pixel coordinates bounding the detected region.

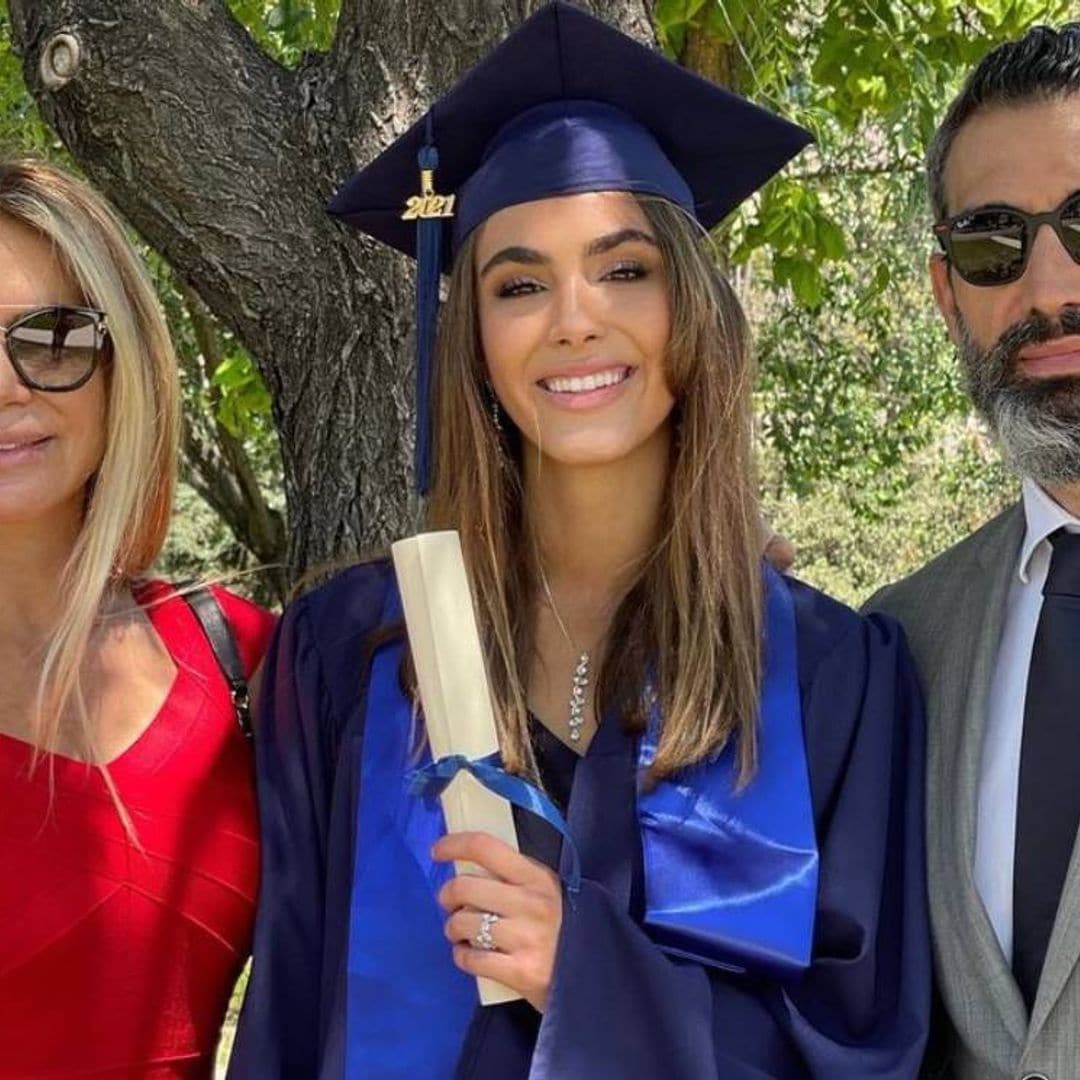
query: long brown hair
[{"left": 426, "top": 195, "right": 763, "bottom": 783}]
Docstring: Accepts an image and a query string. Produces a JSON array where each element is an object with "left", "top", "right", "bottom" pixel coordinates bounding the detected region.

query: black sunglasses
[
  {"left": 934, "top": 190, "right": 1080, "bottom": 287},
  {"left": 0, "top": 305, "right": 110, "bottom": 392}
]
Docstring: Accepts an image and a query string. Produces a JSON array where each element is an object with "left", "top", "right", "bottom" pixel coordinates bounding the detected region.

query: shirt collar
[{"left": 1018, "top": 476, "right": 1080, "bottom": 583}]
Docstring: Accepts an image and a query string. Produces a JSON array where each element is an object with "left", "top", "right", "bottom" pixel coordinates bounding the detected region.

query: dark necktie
[{"left": 1013, "top": 528, "right": 1080, "bottom": 1012}]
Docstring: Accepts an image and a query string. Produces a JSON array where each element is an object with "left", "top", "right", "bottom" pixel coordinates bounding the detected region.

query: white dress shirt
[{"left": 974, "top": 478, "right": 1080, "bottom": 961}]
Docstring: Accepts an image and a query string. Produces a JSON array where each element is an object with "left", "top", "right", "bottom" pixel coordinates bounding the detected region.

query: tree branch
[
  {"left": 793, "top": 160, "right": 925, "bottom": 182},
  {"left": 8, "top": 0, "right": 300, "bottom": 347},
  {"left": 175, "top": 286, "right": 289, "bottom": 602}
]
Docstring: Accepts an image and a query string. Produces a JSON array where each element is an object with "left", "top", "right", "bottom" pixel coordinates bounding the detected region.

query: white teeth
[{"left": 543, "top": 368, "right": 628, "bottom": 394}]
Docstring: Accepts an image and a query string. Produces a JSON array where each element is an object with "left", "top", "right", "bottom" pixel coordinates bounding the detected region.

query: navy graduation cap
[{"left": 328, "top": 1, "right": 812, "bottom": 493}]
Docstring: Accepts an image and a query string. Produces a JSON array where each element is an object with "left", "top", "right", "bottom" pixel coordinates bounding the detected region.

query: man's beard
[{"left": 958, "top": 306, "right": 1080, "bottom": 487}]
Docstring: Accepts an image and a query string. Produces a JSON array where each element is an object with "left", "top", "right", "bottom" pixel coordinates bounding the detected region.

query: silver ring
[{"left": 473, "top": 910, "right": 500, "bottom": 951}]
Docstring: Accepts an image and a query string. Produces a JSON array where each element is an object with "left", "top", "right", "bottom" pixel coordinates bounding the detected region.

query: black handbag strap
[{"left": 180, "top": 586, "right": 252, "bottom": 739}]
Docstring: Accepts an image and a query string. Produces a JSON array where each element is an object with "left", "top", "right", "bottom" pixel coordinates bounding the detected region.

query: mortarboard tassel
[{"left": 409, "top": 117, "right": 454, "bottom": 495}]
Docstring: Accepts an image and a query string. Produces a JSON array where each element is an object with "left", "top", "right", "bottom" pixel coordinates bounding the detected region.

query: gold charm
[{"left": 401, "top": 164, "right": 456, "bottom": 221}]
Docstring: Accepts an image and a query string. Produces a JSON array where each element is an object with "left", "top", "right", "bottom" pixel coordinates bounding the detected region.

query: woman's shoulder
[
  {"left": 207, "top": 584, "right": 278, "bottom": 674},
  {"left": 263, "top": 560, "right": 397, "bottom": 756},
  {"left": 783, "top": 574, "right": 910, "bottom": 690},
  {"left": 281, "top": 558, "right": 397, "bottom": 664},
  {"left": 137, "top": 577, "right": 278, "bottom": 677},
  {"left": 783, "top": 575, "right": 923, "bottom": 814}
]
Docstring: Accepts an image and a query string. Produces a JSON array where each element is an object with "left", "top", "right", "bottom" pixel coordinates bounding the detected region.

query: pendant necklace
[{"left": 538, "top": 567, "right": 591, "bottom": 743}]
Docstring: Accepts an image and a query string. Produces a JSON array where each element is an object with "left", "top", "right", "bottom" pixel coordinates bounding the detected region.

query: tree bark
[
  {"left": 7, "top": 0, "right": 651, "bottom": 579},
  {"left": 681, "top": 21, "right": 744, "bottom": 94}
]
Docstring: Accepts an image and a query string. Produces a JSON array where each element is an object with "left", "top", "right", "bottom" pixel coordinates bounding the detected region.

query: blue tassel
[{"left": 414, "top": 133, "right": 443, "bottom": 495}]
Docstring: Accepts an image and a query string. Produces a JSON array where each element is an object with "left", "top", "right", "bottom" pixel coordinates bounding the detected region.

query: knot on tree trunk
[{"left": 39, "top": 32, "right": 82, "bottom": 91}]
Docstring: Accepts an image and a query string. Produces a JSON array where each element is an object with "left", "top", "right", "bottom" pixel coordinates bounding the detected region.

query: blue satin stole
[
  {"left": 346, "top": 567, "right": 818, "bottom": 1077},
  {"left": 638, "top": 564, "right": 819, "bottom": 977}
]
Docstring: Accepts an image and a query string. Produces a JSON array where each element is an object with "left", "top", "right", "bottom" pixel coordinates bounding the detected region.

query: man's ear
[{"left": 929, "top": 252, "right": 963, "bottom": 346}]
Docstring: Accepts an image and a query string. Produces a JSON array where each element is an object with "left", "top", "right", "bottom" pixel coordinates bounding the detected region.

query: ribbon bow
[{"left": 408, "top": 751, "right": 582, "bottom": 893}]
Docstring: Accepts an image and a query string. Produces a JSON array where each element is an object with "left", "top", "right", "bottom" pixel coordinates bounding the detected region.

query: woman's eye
[
  {"left": 496, "top": 277, "right": 543, "bottom": 298},
  {"left": 604, "top": 261, "right": 648, "bottom": 282}
]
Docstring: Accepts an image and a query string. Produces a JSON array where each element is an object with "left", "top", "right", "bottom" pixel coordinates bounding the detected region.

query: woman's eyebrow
[
  {"left": 478, "top": 246, "right": 547, "bottom": 279},
  {"left": 586, "top": 227, "right": 658, "bottom": 256}
]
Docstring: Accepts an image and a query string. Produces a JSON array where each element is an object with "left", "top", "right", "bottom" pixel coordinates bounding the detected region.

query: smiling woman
[
  {"left": 429, "top": 188, "right": 759, "bottom": 776},
  {"left": 0, "top": 161, "right": 276, "bottom": 1079},
  {"left": 231, "top": 5, "right": 931, "bottom": 1078},
  {"left": 475, "top": 195, "right": 675, "bottom": 469}
]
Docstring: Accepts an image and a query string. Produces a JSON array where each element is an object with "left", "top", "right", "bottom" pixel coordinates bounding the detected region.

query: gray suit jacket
[{"left": 869, "top": 503, "right": 1080, "bottom": 1080}]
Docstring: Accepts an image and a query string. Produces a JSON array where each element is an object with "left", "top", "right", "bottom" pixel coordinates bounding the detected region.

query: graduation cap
[{"left": 329, "top": 1, "right": 812, "bottom": 493}]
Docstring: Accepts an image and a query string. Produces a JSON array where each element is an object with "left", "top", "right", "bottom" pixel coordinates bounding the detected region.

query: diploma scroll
[{"left": 391, "top": 531, "right": 522, "bottom": 1006}]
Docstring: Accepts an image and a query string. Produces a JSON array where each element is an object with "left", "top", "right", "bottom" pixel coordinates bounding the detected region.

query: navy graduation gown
[{"left": 229, "top": 561, "right": 930, "bottom": 1079}]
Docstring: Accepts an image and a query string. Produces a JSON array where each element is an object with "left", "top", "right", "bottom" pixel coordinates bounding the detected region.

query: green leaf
[
  {"left": 816, "top": 217, "right": 848, "bottom": 262},
  {"left": 653, "top": 0, "right": 707, "bottom": 55},
  {"left": 211, "top": 352, "right": 273, "bottom": 438},
  {"left": 225, "top": 0, "right": 341, "bottom": 65},
  {"left": 773, "top": 255, "right": 824, "bottom": 309}
]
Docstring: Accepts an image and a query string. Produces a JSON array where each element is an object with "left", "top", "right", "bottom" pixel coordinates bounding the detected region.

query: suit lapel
[{"left": 929, "top": 506, "right": 1028, "bottom": 1047}]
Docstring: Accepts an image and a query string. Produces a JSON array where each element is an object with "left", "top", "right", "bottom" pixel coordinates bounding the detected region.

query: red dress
[{"left": 0, "top": 583, "right": 276, "bottom": 1078}]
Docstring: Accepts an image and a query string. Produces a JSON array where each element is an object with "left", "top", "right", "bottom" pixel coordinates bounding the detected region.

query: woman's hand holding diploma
[{"left": 434, "top": 831, "right": 564, "bottom": 1014}]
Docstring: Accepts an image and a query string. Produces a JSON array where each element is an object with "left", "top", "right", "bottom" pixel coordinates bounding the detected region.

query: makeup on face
[{"left": 476, "top": 192, "right": 675, "bottom": 469}]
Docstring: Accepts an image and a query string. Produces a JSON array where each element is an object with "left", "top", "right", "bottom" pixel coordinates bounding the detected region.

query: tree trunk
[{"left": 7, "top": 0, "right": 651, "bottom": 580}]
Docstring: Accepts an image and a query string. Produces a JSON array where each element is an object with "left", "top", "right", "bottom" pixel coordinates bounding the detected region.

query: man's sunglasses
[
  {"left": 0, "top": 305, "right": 110, "bottom": 392},
  {"left": 934, "top": 190, "right": 1080, "bottom": 287}
]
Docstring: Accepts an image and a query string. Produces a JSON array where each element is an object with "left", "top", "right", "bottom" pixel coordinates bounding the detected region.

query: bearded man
[{"left": 868, "top": 23, "right": 1080, "bottom": 1080}]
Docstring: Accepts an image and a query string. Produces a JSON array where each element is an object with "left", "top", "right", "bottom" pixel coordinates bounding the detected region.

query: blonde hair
[
  {"left": 426, "top": 196, "right": 763, "bottom": 783},
  {"left": 0, "top": 160, "right": 180, "bottom": 762}
]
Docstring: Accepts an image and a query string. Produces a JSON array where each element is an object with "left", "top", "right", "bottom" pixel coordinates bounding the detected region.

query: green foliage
[
  {"left": 158, "top": 481, "right": 253, "bottom": 591},
  {"left": 212, "top": 352, "right": 274, "bottom": 440},
  {"left": 655, "top": 1, "right": 1068, "bottom": 517},
  {"left": 148, "top": 249, "right": 277, "bottom": 445},
  {"left": 655, "top": 0, "right": 762, "bottom": 54},
  {"left": 0, "top": 1, "right": 62, "bottom": 159},
  {"left": 752, "top": 176, "right": 968, "bottom": 497},
  {"left": 656, "top": 0, "right": 1074, "bottom": 296},
  {"left": 736, "top": 179, "right": 848, "bottom": 308},
  {"left": 226, "top": 0, "right": 338, "bottom": 65},
  {"left": 763, "top": 422, "right": 1014, "bottom": 606}
]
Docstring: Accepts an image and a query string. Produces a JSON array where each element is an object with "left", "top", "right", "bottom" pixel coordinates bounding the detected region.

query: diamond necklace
[{"left": 538, "top": 566, "right": 591, "bottom": 743}]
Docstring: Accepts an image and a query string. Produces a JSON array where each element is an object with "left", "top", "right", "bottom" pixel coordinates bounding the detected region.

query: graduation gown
[{"left": 229, "top": 561, "right": 930, "bottom": 1079}]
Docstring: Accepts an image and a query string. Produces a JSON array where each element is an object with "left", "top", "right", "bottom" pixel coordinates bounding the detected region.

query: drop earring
[
  {"left": 484, "top": 381, "right": 512, "bottom": 473},
  {"left": 486, "top": 381, "right": 504, "bottom": 433}
]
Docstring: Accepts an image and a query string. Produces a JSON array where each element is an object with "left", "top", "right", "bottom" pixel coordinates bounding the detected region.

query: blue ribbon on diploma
[{"left": 408, "top": 751, "right": 582, "bottom": 893}]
